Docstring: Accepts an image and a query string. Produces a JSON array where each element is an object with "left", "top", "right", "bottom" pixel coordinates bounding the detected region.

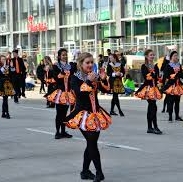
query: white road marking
[
  {"left": 26, "top": 128, "right": 143, "bottom": 151},
  {"left": 18, "top": 105, "right": 55, "bottom": 112}
]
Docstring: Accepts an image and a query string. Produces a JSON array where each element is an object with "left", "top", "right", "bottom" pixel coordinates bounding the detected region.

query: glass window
[
  {"left": 124, "top": 0, "right": 132, "bottom": 18},
  {"left": 81, "top": 0, "right": 95, "bottom": 23},
  {"left": 20, "top": 0, "right": 28, "bottom": 19},
  {"left": 47, "top": 0, "right": 55, "bottom": 15},
  {"left": 125, "top": 22, "right": 131, "bottom": 37},
  {"left": 0, "top": 35, "right": 6, "bottom": 47},
  {"left": 74, "top": 0, "right": 80, "bottom": 24},
  {"left": 97, "top": 0, "right": 110, "bottom": 21},
  {"left": 60, "top": 0, "right": 73, "bottom": 25},
  {"left": 30, "top": 0, "right": 39, "bottom": 17},
  {"left": 13, "top": 0, "right": 19, "bottom": 31},
  {"left": 151, "top": 18, "right": 170, "bottom": 35},
  {"left": 134, "top": 20, "right": 148, "bottom": 35},
  {"left": 48, "top": 30, "right": 56, "bottom": 49},
  {"left": 82, "top": 26, "right": 95, "bottom": 40},
  {"left": 0, "top": 0, "right": 6, "bottom": 24},
  {"left": 172, "top": 16, "right": 180, "bottom": 34},
  {"left": 60, "top": 28, "right": 74, "bottom": 44}
]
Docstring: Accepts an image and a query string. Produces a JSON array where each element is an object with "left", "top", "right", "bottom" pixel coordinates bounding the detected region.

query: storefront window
[
  {"left": 60, "top": 0, "right": 73, "bottom": 25},
  {"left": 134, "top": 20, "right": 147, "bottom": 35},
  {"left": 60, "top": 28, "right": 74, "bottom": 44}
]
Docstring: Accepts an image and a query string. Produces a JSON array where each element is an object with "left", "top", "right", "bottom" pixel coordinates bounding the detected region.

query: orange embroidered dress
[
  {"left": 163, "top": 62, "right": 183, "bottom": 95},
  {"left": 135, "top": 63, "right": 162, "bottom": 100},
  {"left": 65, "top": 71, "right": 112, "bottom": 131},
  {"left": 45, "top": 62, "right": 76, "bottom": 105}
]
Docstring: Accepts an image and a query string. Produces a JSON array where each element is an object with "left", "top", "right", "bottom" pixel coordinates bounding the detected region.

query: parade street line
[{"left": 26, "top": 128, "right": 143, "bottom": 152}]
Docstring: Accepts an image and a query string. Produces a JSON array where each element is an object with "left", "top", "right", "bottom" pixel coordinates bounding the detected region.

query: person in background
[
  {"left": 9, "top": 49, "right": 26, "bottom": 103},
  {"left": 107, "top": 53, "right": 125, "bottom": 116},
  {"left": 44, "top": 57, "right": 56, "bottom": 108},
  {"left": 6, "top": 51, "right": 11, "bottom": 65},
  {"left": 0, "top": 55, "right": 14, "bottom": 119},
  {"left": 21, "top": 52, "right": 28, "bottom": 98},
  {"left": 36, "top": 60, "right": 46, "bottom": 94},
  {"left": 92, "top": 60, "right": 98, "bottom": 74},
  {"left": 25, "top": 74, "right": 35, "bottom": 91},
  {"left": 123, "top": 74, "right": 135, "bottom": 96},
  {"left": 71, "top": 49, "right": 81, "bottom": 72},
  {"left": 97, "top": 54, "right": 104, "bottom": 70}
]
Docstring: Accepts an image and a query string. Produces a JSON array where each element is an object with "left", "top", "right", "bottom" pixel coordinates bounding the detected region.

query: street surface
[{"left": 0, "top": 87, "right": 183, "bottom": 182}]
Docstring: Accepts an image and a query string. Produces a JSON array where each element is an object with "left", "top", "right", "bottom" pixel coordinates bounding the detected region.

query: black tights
[
  {"left": 162, "top": 94, "right": 168, "bottom": 112},
  {"left": 55, "top": 104, "right": 69, "bottom": 134},
  {"left": 40, "top": 81, "right": 45, "bottom": 93},
  {"left": 2, "top": 96, "right": 9, "bottom": 114},
  {"left": 80, "top": 130, "right": 102, "bottom": 173},
  {"left": 168, "top": 95, "right": 180, "bottom": 119},
  {"left": 111, "top": 93, "right": 122, "bottom": 112},
  {"left": 147, "top": 100, "right": 158, "bottom": 129}
]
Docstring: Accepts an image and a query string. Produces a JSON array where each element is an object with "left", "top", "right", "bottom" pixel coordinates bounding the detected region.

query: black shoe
[
  {"left": 110, "top": 111, "right": 118, "bottom": 116},
  {"left": 6, "top": 113, "right": 10, "bottom": 119},
  {"left": 61, "top": 132, "right": 73, "bottom": 138},
  {"left": 22, "top": 95, "right": 26, "bottom": 98},
  {"left": 55, "top": 133, "right": 62, "bottom": 139},
  {"left": 169, "top": 116, "right": 173, "bottom": 122},
  {"left": 175, "top": 117, "right": 183, "bottom": 121},
  {"left": 161, "top": 109, "right": 165, "bottom": 113},
  {"left": 93, "top": 171, "right": 105, "bottom": 182},
  {"left": 154, "top": 128, "right": 162, "bottom": 135},
  {"left": 1, "top": 113, "right": 6, "bottom": 118},
  {"left": 147, "top": 128, "right": 154, "bottom": 134},
  {"left": 14, "top": 100, "right": 19, "bottom": 104},
  {"left": 119, "top": 111, "right": 125, "bottom": 117},
  {"left": 80, "top": 170, "right": 95, "bottom": 180}
]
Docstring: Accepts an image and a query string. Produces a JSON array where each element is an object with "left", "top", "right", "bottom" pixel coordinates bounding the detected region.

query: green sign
[{"left": 134, "top": 1, "right": 179, "bottom": 17}]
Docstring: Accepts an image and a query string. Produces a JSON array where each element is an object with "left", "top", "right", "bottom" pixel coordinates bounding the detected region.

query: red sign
[{"left": 27, "top": 15, "right": 48, "bottom": 32}]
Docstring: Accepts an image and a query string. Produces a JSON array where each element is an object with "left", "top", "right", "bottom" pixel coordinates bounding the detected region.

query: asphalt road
[{"left": 0, "top": 90, "right": 183, "bottom": 182}]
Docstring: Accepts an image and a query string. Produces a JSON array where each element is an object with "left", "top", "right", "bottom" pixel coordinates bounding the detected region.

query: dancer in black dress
[
  {"left": 135, "top": 49, "right": 163, "bottom": 134},
  {"left": 65, "top": 52, "right": 111, "bottom": 182},
  {"left": 163, "top": 51, "right": 183, "bottom": 122}
]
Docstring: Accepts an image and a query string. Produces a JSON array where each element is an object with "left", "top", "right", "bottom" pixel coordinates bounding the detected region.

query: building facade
[{"left": 1, "top": 0, "right": 183, "bottom": 58}]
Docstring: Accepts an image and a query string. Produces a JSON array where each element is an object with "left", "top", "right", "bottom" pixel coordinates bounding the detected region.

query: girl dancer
[
  {"left": 107, "top": 53, "right": 125, "bottom": 116},
  {"left": 163, "top": 51, "right": 183, "bottom": 122},
  {"left": 135, "top": 49, "right": 162, "bottom": 134},
  {"left": 65, "top": 52, "right": 111, "bottom": 182},
  {"left": 0, "top": 55, "right": 14, "bottom": 119},
  {"left": 46, "top": 48, "right": 76, "bottom": 139}
]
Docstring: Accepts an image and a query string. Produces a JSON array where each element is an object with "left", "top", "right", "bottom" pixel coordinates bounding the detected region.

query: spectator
[
  {"left": 26, "top": 74, "right": 35, "bottom": 91},
  {"left": 123, "top": 74, "right": 135, "bottom": 96}
]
